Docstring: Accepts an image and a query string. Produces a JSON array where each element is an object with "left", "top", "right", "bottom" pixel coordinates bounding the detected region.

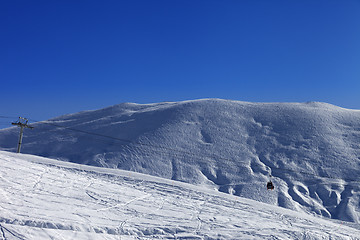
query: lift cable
[
  {"left": 26, "top": 117, "right": 233, "bottom": 164},
  {"left": 1, "top": 115, "right": 359, "bottom": 184},
  {"left": 29, "top": 118, "right": 360, "bottom": 184}
]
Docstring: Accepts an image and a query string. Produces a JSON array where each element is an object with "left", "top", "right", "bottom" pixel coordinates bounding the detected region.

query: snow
[
  {"left": 0, "top": 99, "right": 360, "bottom": 224},
  {"left": 0, "top": 150, "right": 359, "bottom": 239}
]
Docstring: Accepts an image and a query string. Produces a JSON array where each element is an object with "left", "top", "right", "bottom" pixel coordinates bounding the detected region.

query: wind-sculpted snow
[
  {"left": 0, "top": 151, "right": 359, "bottom": 239},
  {"left": 0, "top": 99, "right": 360, "bottom": 224}
]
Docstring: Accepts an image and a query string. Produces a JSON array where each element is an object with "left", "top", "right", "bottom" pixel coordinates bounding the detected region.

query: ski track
[{"left": 0, "top": 151, "right": 360, "bottom": 239}]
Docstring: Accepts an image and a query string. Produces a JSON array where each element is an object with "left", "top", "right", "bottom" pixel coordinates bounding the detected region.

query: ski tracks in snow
[
  {"left": 1, "top": 152, "right": 360, "bottom": 239},
  {"left": 96, "top": 193, "right": 152, "bottom": 212},
  {"left": 0, "top": 223, "right": 26, "bottom": 240}
]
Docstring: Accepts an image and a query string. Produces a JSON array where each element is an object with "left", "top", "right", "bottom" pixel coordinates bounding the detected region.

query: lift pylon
[{"left": 11, "top": 117, "right": 34, "bottom": 153}]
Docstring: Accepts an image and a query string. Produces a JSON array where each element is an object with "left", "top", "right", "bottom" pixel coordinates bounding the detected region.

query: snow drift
[{"left": 0, "top": 99, "right": 359, "bottom": 223}]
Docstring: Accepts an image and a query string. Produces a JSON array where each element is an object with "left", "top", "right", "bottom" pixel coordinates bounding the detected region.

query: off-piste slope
[
  {"left": 0, "top": 151, "right": 359, "bottom": 240},
  {"left": 1, "top": 99, "right": 360, "bottom": 223}
]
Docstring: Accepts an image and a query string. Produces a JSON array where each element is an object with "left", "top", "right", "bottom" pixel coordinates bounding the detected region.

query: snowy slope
[
  {"left": 0, "top": 150, "right": 359, "bottom": 240},
  {"left": 0, "top": 99, "right": 360, "bottom": 223}
]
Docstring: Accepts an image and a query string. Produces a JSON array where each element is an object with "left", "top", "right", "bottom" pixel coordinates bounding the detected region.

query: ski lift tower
[{"left": 11, "top": 117, "right": 34, "bottom": 153}]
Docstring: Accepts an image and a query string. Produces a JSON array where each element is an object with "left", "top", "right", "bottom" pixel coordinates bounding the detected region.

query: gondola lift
[{"left": 267, "top": 174, "right": 274, "bottom": 190}]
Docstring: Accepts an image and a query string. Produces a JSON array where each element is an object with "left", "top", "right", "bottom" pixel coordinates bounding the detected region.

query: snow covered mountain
[
  {"left": 1, "top": 99, "right": 360, "bottom": 224},
  {"left": 1, "top": 150, "right": 359, "bottom": 239}
]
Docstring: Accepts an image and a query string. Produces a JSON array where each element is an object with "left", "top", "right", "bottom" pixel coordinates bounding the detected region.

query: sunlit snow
[
  {"left": 0, "top": 99, "right": 360, "bottom": 229},
  {"left": 1, "top": 151, "right": 359, "bottom": 239}
]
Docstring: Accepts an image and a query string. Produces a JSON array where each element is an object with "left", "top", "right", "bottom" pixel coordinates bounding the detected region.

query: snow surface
[
  {"left": 1, "top": 99, "right": 360, "bottom": 224},
  {"left": 0, "top": 150, "right": 359, "bottom": 240}
]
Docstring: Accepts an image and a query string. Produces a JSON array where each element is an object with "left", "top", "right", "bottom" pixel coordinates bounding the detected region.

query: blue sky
[{"left": 1, "top": 0, "right": 360, "bottom": 127}]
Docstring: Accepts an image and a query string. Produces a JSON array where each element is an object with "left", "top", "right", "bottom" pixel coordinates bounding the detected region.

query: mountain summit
[{"left": 1, "top": 99, "right": 359, "bottom": 223}]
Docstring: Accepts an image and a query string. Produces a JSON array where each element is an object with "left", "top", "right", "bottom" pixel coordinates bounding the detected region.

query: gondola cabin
[{"left": 267, "top": 181, "right": 274, "bottom": 190}]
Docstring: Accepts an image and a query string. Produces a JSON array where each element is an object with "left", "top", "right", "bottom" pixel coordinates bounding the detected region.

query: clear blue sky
[{"left": 1, "top": 0, "right": 360, "bottom": 127}]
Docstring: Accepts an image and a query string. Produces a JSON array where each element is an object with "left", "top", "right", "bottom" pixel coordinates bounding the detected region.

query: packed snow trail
[{"left": 0, "top": 151, "right": 359, "bottom": 239}]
